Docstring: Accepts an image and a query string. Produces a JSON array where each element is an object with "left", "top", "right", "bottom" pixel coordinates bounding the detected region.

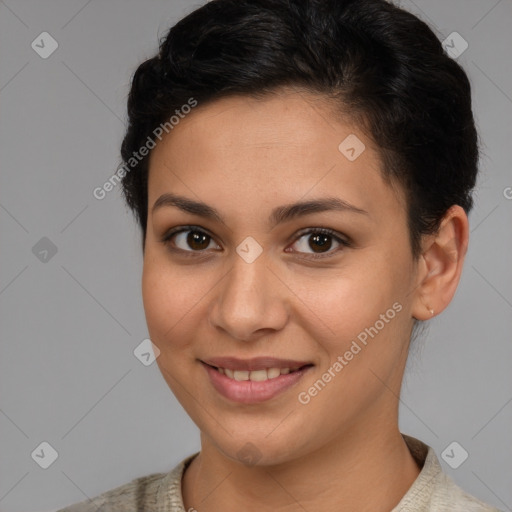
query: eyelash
[{"left": 160, "top": 225, "right": 350, "bottom": 260}]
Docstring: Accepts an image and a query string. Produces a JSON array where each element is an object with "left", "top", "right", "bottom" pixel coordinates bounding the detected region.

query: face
[{"left": 143, "top": 89, "right": 419, "bottom": 466}]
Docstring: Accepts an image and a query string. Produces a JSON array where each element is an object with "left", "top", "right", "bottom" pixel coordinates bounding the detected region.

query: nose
[{"left": 208, "top": 252, "right": 289, "bottom": 342}]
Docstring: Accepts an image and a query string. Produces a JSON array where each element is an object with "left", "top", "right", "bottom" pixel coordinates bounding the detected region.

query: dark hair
[{"left": 120, "top": 0, "right": 479, "bottom": 256}]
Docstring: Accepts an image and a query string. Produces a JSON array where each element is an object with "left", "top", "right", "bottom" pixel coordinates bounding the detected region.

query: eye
[
  {"left": 161, "top": 226, "right": 220, "bottom": 255},
  {"left": 287, "top": 228, "right": 349, "bottom": 259},
  {"left": 161, "top": 225, "right": 349, "bottom": 260}
]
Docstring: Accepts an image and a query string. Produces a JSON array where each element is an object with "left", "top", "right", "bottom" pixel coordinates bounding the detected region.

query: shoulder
[
  {"left": 428, "top": 471, "right": 502, "bottom": 512},
  {"left": 56, "top": 452, "right": 198, "bottom": 512},
  {"left": 55, "top": 471, "right": 168, "bottom": 512},
  {"left": 395, "top": 434, "right": 503, "bottom": 512}
]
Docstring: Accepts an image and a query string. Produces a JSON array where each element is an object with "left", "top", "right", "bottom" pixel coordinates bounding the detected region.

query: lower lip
[{"left": 202, "top": 363, "right": 312, "bottom": 404}]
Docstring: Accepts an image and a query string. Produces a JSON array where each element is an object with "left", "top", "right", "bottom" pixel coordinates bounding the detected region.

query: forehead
[{"left": 147, "top": 90, "right": 406, "bottom": 220}]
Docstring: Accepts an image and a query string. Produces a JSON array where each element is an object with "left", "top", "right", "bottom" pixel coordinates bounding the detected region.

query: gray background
[{"left": 0, "top": 1, "right": 511, "bottom": 511}]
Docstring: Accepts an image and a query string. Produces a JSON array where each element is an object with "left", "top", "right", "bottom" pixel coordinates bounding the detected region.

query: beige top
[{"left": 57, "top": 434, "right": 502, "bottom": 511}]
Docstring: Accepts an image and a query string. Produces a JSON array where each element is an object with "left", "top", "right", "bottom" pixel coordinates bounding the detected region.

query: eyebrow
[{"left": 152, "top": 193, "right": 369, "bottom": 228}]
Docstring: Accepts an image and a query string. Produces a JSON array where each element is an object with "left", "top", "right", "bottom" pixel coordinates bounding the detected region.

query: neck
[{"left": 182, "top": 420, "right": 421, "bottom": 512}]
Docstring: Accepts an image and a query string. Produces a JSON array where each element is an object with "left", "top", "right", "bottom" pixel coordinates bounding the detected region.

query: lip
[
  {"left": 202, "top": 356, "right": 312, "bottom": 371},
  {"left": 201, "top": 360, "right": 313, "bottom": 404}
]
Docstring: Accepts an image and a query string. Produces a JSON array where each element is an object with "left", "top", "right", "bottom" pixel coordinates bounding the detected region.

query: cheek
[
  {"left": 141, "top": 258, "right": 208, "bottom": 402},
  {"left": 292, "top": 259, "right": 408, "bottom": 343},
  {"left": 294, "top": 273, "right": 409, "bottom": 429},
  {"left": 292, "top": 250, "right": 413, "bottom": 400},
  {"left": 141, "top": 255, "right": 207, "bottom": 352}
]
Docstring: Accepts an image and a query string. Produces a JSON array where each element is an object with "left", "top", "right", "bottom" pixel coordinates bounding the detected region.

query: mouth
[
  {"left": 200, "top": 357, "right": 314, "bottom": 404},
  {"left": 204, "top": 363, "right": 311, "bottom": 382}
]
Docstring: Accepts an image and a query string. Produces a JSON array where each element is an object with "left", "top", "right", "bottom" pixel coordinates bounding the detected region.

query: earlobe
[{"left": 411, "top": 205, "right": 469, "bottom": 320}]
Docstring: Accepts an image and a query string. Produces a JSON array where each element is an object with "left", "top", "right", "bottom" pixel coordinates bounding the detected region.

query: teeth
[
  {"left": 233, "top": 370, "right": 249, "bottom": 381},
  {"left": 267, "top": 368, "right": 281, "bottom": 379},
  {"left": 216, "top": 366, "right": 303, "bottom": 381},
  {"left": 249, "top": 369, "right": 268, "bottom": 381}
]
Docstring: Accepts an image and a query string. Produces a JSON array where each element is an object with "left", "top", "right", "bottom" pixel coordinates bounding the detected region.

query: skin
[{"left": 142, "top": 87, "right": 469, "bottom": 512}]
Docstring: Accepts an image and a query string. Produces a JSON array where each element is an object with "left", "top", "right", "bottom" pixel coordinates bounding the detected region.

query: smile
[
  {"left": 214, "top": 366, "right": 302, "bottom": 381},
  {"left": 201, "top": 358, "right": 314, "bottom": 404}
]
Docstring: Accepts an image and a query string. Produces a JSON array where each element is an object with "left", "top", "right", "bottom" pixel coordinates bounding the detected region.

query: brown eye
[
  {"left": 163, "top": 227, "right": 220, "bottom": 253},
  {"left": 184, "top": 230, "right": 211, "bottom": 250},
  {"left": 288, "top": 228, "right": 349, "bottom": 258},
  {"left": 308, "top": 232, "right": 333, "bottom": 253}
]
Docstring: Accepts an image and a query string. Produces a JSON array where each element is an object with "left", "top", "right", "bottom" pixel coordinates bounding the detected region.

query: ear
[{"left": 411, "top": 205, "right": 469, "bottom": 320}]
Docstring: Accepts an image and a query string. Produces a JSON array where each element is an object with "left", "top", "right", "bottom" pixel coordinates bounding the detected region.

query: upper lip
[{"left": 201, "top": 357, "right": 313, "bottom": 371}]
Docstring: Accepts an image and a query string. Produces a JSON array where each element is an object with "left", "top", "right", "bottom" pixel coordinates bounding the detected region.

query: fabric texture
[{"left": 56, "top": 434, "right": 502, "bottom": 511}]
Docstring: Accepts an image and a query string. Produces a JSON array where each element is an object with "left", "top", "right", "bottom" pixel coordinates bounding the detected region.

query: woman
[{"left": 58, "top": 0, "right": 501, "bottom": 510}]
